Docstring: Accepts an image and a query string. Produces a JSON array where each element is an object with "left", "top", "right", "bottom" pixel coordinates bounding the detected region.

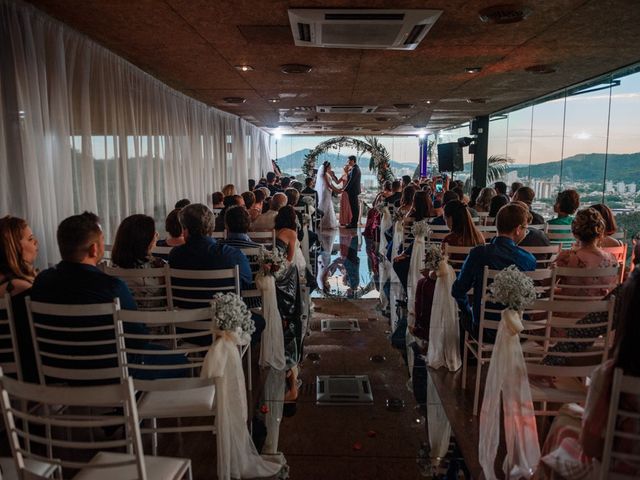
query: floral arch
[{"left": 302, "top": 136, "right": 394, "bottom": 188}]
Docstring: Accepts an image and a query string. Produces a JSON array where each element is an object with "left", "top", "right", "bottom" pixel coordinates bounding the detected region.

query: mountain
[
  {"left": 276, "top": 148, "right": 416, "bottom": 173},
  {"left": 508, "top": 152, "right": 640, "bottom": 184}
]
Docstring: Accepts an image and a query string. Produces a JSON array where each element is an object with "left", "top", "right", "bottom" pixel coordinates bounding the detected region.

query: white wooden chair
[
  {"left": 477, "top": 225, "right": 497, "bottom": 241},
  {"left": 247, "top": 230, "right": 277, "bottom": 249},
  {"left": 0, "top": 372, "right": 192, "bottom": 480},
  {"left": 462, "top": 266, "right": 555, "bottom": 415},
  {"left": 521, "top": 244, "right": 561, "bottom": 269},
  {"left": 0, "top": 294, "right": 22, "bottom": 380},
  {"left": 401, "top": 220, "right": 414, "bottom": 250},
  {"left": 600, "top": 368, "right": 640, "bottom": 479},
  {"left": 528, "top": 224, "right": 546, "bottom": 230},
  {"left": 151, "top": 245, "right": 174, "bottom": 257},
  {"left": 521, "top": 298, "right": 615, "bottom": 416},
  {"left": 426, "top": 223, "right": 450, "bottom": 242},
  {"left": 169, "top": 266, "right": 240, "bottom": 308},
  {"left": 553, "top": 265, "right": 621, "bottom": 301},
  {"left": 444, "top": 245, "right": 474, "bottom": 275},
  {"left": 476, "top": 211, "right": 489, "bottom": 225},
  {"left": 116, "top": 308, "right": 219, "bottom": 456},
  {"left": 545, "top": 224, "right": 575, "bottom": 248},
  {"left": 602, "top": 244, "right": 628, "bottom": 282},
  {"left": 25, "top": 298, "right": 124, "bottom": 385},
  {"left": 210, "top": 231, "right": 225, "bottom": 240},
  {"left": 102, "top": 264, "right": 171, "bottom": 311},
  {"left": 238, "top": 247, "right": 263, "bottom": 310},
  {"left": 611, "top": 229, "right": 626, "bottom": 243}
]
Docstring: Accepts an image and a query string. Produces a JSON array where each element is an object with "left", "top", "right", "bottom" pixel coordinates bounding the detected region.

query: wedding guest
[
  {"left": 513, "top": 186, "right": 545, "bottom": 225},
  {"left": 248, "top": 179, "right": 256, "bottom": 191},
  {"left": 548, "top": 189, "right": 580, "bottom": 225},
  {"left": 403, "top": 190, "right": 434, "bottom": 225},
  {"left": 291, "top": 180, "right": 304, "bottom": 192},
  {"left": 475, "top": 187, "right": 496, "bottom": 213},
  {"left": 384, "top": 180, "right": 402, "bottom": 206},
  {"left": 222, "top": 183, "right": 236, "bottom": 197},
  {"left": 494, "top": 181, "right": 509, "bottom": 202},
  {"left": 211, "top": 192, "right": 224, "bottom": 209},
  {"left": 284, "top": 188, "right": 300, "bottom": 208},
  {"left": 510, "top": 181, "right": 523, "bottom": 200},
  {"left": 280, "top": 177, "right": 291, "bottom": 190},
  {"left": 242, "top": 191, "right": 256, "bottom": 213},
  {"left": 590, "top": 203, "right": 622, "bottom": 247},
  {"left": 214, "top": 194, "right": 245, "bottom": 232},
  {"left": 535, "top": 269, "right": 640, "bottom": 479},
  {"left": 452, "top": 203, "right": 536, "bottom": 341},
  {"left": 266, "top": 172, "right": 281, "bottom": 196},
  {"left": 0, "top": 216, "right": 38, "bottom": 381},
  {"left": 430, "top": 190, "right": 459, "bottom": 226},
  {"left": 511, "top": 201, "right": 552, "bottom": 249},
  {"left": 252, "top": 192, "right": 287, "bottom": 231},
  {"left": 249, "top": 189, "right": 266, "bottom": 221},
  {"left": 174, "top": 198, "right": 190, "bottom": 209},
  {"left": 453, "top": 186, "right": 478, "bottom": 218},
  {"left": 401, "top": 175, "right": 412, "bottom": 189},
  {"left": 381, "top": 181, "right": 393, "bottom": 198},
  {"left": 468, "top": 186, "right": 482, "bottom": 209},
  {"left": 488, "top": 193, "right": 509, "bottom": 220},
  {"left": 156, "top": 209, "right": 185, "bottom": 249},
  {"left": 396, "top": 185, "right": 416, "bottom": 216},
  {"left": 301, "top": 177, "right": 317, "bottom": 196},
  {"left": 218, "top": 206, "right": 260, "bottom": 249}
]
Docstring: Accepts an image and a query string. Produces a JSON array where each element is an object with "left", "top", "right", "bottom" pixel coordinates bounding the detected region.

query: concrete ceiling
[{"left": 27, "top": 0, "right": 640, "bottom": 136}]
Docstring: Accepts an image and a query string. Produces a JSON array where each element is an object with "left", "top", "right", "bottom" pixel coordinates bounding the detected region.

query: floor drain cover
[
  {"left": 385, "top": 398, "right": 406, "bottom": 412},
  {"left": 369, "top": 355, "right": 386, "bottom": 363},
  {"left": 316, "top": 375, "right": 373, "bottom": 405},
  {"left": 321, "top": 318, "right": 360, "bottom": 332}
]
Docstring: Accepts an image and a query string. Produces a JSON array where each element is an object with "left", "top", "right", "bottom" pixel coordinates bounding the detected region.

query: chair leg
[
  {"left": 473, "top": 359, "right": 483, "bottom": 416},
  {"left": 151, "top": 417, "right": 158, "bottom": 456},
  {"left": 187, "top": 465, "right": 193, "bottom": 480},
  {"left": 461, "top": 339, "right": 469, "bottom": 389}
]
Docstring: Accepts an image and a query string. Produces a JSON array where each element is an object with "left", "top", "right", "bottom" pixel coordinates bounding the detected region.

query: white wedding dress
[{"left": 315, "top": 165, "right": 338, "bottom": 230}]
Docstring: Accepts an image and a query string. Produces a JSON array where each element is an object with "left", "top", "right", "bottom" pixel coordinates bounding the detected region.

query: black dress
[{"left": 275, "top": 239, "right": 304, "bottom": 365}]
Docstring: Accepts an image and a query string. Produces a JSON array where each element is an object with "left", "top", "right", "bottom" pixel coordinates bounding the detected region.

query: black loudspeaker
[
  {"left": 470, "top": 118, "right": 479, "bottom": 135},
  {"left": 437, "top": 143, "right": 464, "bottom": 172}
]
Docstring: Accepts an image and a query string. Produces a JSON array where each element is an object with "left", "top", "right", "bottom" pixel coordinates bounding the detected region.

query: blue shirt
[
  {"left": 218, "top": 233, "right": 260, "bottom": 250},
  {"left": 168, "top": 235, "right": 252, "bottom": 308},
  {"left": 451, "top": 236, "right": 536, "bottom": 332}
]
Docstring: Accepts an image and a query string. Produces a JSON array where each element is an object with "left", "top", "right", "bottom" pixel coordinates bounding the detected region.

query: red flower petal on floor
[
  {"left": 366, "top": 430, "right": 377, "bottom": 438},
  {"left": 352, "top": 441, "right": 362, "bottom": 451},
  {"left": 260, "top": 404, "right": 269, "bottom": 414}
]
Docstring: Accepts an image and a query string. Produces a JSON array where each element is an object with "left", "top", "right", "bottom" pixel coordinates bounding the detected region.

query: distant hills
[
  {"left": 276, "top": 149, "right": 416, "bottom": 173},
  {"left": 508, "top": 152, "right": 640, "bottom": 184}
]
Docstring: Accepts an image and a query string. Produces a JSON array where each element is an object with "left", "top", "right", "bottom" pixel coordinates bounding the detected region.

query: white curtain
[{"left": 0, "top": 0, "right": 271, "bottom": 267}]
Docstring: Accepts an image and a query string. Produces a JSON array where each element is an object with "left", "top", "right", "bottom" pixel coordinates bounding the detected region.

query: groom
[{"left": 343, "top": 155, "right": 361, "bottom": 228}]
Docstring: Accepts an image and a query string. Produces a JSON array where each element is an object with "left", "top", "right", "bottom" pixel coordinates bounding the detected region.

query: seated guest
[
  {"left": 30, "top": 212, "right": 179, "bottom": 380},
  {"left": 301, "top": 177, "right": 317, "bottom": 198},
  {"left": 430, "top": 190, "right": 459, "bottom": 226},
  {"left": 512, "top": 200, "right": 551, "bottom": 249},
  {"left": 468, "top": 186, "right": 482, "bottom": 209},
  {"left": 211, "top": 191, "right": 224, "bottom": 209},
  {"left": 535, "top": 268, "right": 640, "bottom": 479},
  {"left": 248, "top": 179, "right": 256, "bottom": 191},
  {"left": 218, "top": 206, "right": 260, "bottom": 249},
  {"left": 401, "top": 175, "right": 412, "bottom": 189},
  {"left": 510, "top": 181, "right": 523, "bottom": 200},
  {"left": 249, "top": 189, "right": 266, "bottom": 221},
  {"left": 0, "top": 216, "right": 39, "bottom": 382},
  {"left": 494, "top": 181, "right": 509, "bottom": 202},
  {"left": 554, "top": 208, "right": 618, "bottom": 299},
  {"left": 214, "top": 194, "right": 245, "bottom": 232},
  {"left": 291, "top": 180, "right": 304, "bottom": 192},
  {"left": 155, "top": 208, "right": 185, "bottom": 250},
  {"left": 280, "top": 177, "right": 291, "bottom": 190},
  {"left": 384, "top": 180, "right": 402, "bottom": 206},
  {"left": 175, "top": 198, "right": 190, "bottom": 209},
  {"left": 284, "top": 188, "right": 300, "bottom": 208},
  {"left": 487, "top": 193, "right": 509, "bottom": 220},
  {"left": 513, "top": 186, "right": 545, "bottom": 225},
  {"left": 396, "top": 185, "right": 416, "bottom": 216},
  {"left": 475, "top": 187, "right": 495, "bottom": 213},
  {"left": 403, "top": 190, "right": 434, "bottom": 225},
  {"left": 275, "top": 206, "right": 306, "bottom": 272},
  {"left": 381, "top": 180, "right": 393, "bottom": 199},
  {"left": 111, "top": 214, "right": 166, "bottom": 309},
  {"left": 452, "top": 186, "right": 478, "bottom": 218},
  {"left": 242, "top": 191, "right": 256, "bottom": 214},
  {"left": 452, "top": 203, "right": 536, "bottom": 341},
  {"left": 266, "top": 171, "right": 281, "bottom": 196},
  {"left": 590, "top": 203, "right": 622, "bottom": 247},
  {"left": 222, "top": 183, "right": 236, "bottom": 197},
  {"left": 252, "top": 192, "right": 287, "bottom": 231},
  {"left": 548, "top": 189, "right": 580, "bottom": 225}
]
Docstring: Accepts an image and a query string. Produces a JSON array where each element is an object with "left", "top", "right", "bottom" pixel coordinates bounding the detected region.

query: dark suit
[{"left": 343, "top": 164, "right": 361, "bottom": 227}]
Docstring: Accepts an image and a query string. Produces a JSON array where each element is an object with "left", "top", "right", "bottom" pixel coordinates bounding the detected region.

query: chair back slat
[
  {"left": 0, "top": 294, "right": 22, "bottom": 379},
  {"left": 103, "top": 264, "right": 170, "bottom": 311}
]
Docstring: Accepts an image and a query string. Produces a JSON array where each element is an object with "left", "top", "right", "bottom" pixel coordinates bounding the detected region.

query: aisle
[{"left": 277, "top": 298, "right": 429, "bottom": 479}]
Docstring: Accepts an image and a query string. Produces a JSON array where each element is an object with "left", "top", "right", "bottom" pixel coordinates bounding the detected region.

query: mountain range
[{"left": 276, "top": 148, "right": 416, "bottom": 172}]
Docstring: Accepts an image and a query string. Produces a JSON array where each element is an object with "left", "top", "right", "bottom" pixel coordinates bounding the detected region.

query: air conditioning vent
[
  {"left": 288, "top": 9, "right": 442, "bottom": 50},
  {"left": 316, "top": 105, "right": 378, "bottom": 114}
]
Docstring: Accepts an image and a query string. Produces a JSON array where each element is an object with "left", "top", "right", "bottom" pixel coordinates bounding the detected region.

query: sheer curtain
[{"left": 0, "top": 0, "right": 271, "bottom": 267}]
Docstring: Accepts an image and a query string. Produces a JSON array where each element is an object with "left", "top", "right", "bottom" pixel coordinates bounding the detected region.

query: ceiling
[{"left": 27, "top": 0, "right": 640, "bottom": 136}]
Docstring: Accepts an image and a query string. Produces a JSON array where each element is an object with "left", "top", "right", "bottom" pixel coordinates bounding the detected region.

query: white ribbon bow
[{"left": 256, "top": 273, "right": 286, "bottom": 370}]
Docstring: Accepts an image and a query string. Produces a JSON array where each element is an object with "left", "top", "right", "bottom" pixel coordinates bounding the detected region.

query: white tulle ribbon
[
  {"left": 427, "top": 373, "right": 452, "bottom": 461},
  {"left": 426, "top": 260, "right": 461, "bottom": 371},
  {"left": 201, "top": 331, "right": 284, "bottom": 480},
  {"left": 479, "top": 309, "right": 540, "bottom": 480},
  {"left": 377, "top": 207, "right": 392, "bottom": 310},
  {"left": 255, "top": 273, "right": 286, "bottom": 370},
  {"left": 407, "top": 234, "right": 425, "bottom": 315}
]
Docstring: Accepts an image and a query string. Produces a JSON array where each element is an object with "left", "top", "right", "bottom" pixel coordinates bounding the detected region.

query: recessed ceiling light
[
  {"left": 234, "top": 65, "right": 254, "bottom": 72},
  {"left": 525, "top": 64, "right": 557, "bottom": 74},
  {"left": 223, "top": 97, "right": 246, "bottom": 104},
  {"left": 479, "top": 4, "right": 533, "bottom": 24},
  {"left": 465, "top": 67, "right": 482, "bottom": 74},
  {"left": 280, "top": 64, "right": 312, "bottom": 74},
  {"left": 267, "top": 98, "right": 280, "bottom": 103}
]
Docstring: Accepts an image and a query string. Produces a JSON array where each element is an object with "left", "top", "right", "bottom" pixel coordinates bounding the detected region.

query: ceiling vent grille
[
  {"left": 316, "top": 105, "right": 378, "bottom": 114},
  {"left": 288, "top": 9, "right": 442, "bottom": 50}
]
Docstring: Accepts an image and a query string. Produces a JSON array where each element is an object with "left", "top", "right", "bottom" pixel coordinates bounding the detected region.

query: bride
[{"left": 315, "top": 161, "right": 342, "bottom": 230}]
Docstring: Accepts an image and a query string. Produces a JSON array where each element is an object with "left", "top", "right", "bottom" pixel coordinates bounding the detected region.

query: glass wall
[{"left": 486, "top": 65, "right": 640, "bottom": 241}]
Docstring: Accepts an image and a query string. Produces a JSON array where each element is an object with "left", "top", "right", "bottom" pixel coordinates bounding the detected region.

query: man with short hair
[
  {"left": 280, "top": 177, "right": 291, "bottom": 189},
  {"left": 214, "top": 194, "right": 245, "bottom": 232},
  {"left": 401, "top": 175, "right": 412, "bottom": 189},
  {"left": 219, "top": 206, "right": 260, "bottom": 249},
  {"left": 343, "top": 155, "right": 362, "bottom": 228},
  {"left": 175, "top": 198, "right": 190, "bottom": 209},
  {"left": 451, "top": 203, "right": 536, "bottom": 341},
  {"left": 251, "top": 192, "right": 287, "bottom": 231},
  {"left": 510, "top": 181, "right": 523, "bottom": 199},
  {"left": 384, "top": 180, "right": 403, "bottom": 206},
  {"left": 494, "top": 181, "right": 509, "bottom": 199},
  {"left": 513, "top": 186, "right": 545, "bottom": 225},
  {"left": 266, "top": 171, "right": 281, "bottom": 196}
]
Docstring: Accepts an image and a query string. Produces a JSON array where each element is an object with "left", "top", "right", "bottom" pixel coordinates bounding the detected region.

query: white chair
[
  {"left": 0, "top": 372, "right": 192, "bottom": 480},
  {"left": 0, "top": 294, "right": 22, "bottom": 380},
  {"left": 238, "top": 247, "right": 263, "bottom": 310},
  {"left": 247, "top": 230, "right": 277, "bottom": 248},
  {"left": 169, "top": 266, "right": 240, "bottom": 308},
  {"left": 545, "top": 224, "right": 575, "bottom": 248},
  {"left": 553, "top": 265, "right": 621, "bottom": 301},
  {"left": 426, "top": 223, "right": 450, "bottom": 242},
  {"left": 477, "top": 225, "right": 497, "bottom": 241},
  {"left": 103, "top": 264, "right": 171, "bottom": 311},
  {"left": 521, "top": 298, "right": 615, "bottom": 416},
  {"left": 611, "top": 229, "right": 626, "bottom": 242},
  {"left": 602, "top": 244, "right": 628, "bottom": 282},
  {"left": 210, "top": 231, "right": 225, "bottom": 240},
  {"left": 401, "top": 220, "right": 414, "bottom": 250},
  {"left": 600, "top": 368, "right": 640, "bottom": 479},
  {"left": 476, "top": 211, "right": 489, "bottom": 225},
  {"left": 462, "top": 266, "right": 555, "bottom": 415},
  {"left": 116, "top": 307, "right": 220, "bottom": 456},
  {"left": 521, "top": 244, "right": 561, "bottom": 269},
  {"left": 25, "top": 298, "right": 124, "bottom": 385},
  {"left": 444, "top": 245, "right": 474, "bottom": 275},
  {"left": 528, "top": 224, "right": 546, "bottom": 230},
  {"left": 151, "top": 245, "right": 174, "bottom": 257}
]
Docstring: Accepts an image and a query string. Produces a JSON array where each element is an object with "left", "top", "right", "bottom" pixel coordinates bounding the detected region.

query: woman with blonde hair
[
  {"left": 475, "top": 187, "right": 496, "bottom": 213},
  {"left": 222, "top": 183, "right": 236, "bottom": 197},
  {"left": 0, "top": 215, "right": 39, "bottom": 381}
]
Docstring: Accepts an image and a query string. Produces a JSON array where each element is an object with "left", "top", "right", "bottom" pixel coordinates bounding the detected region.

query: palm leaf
[{"left": 486, "top": 155, "right": 514, "bottom": 183}]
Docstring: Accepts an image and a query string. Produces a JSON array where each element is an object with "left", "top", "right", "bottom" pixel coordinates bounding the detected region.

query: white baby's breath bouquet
[
  {"left": 424, "top": 243, "right": 444, "bottom": 271},
  {"left": 211, "top": 292, "right": 256, "bottom": 340},
  {"left": 392, "top": 209, "right": 404, "bottom": 223},
  {"left": 490, "top": 265, "right": 537, "bottom": 311},
  {"left": 257, "top": 247, "right": 288, "bottom": 279},
  {"left": 302, "top": 212, "right": 312, "bottom": 226},
  {"left": 411, "top": 219, "right": 432, "bottom": 239},
  {"left": 300, "top": 196, "right": 314, "bottom": 207}
]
